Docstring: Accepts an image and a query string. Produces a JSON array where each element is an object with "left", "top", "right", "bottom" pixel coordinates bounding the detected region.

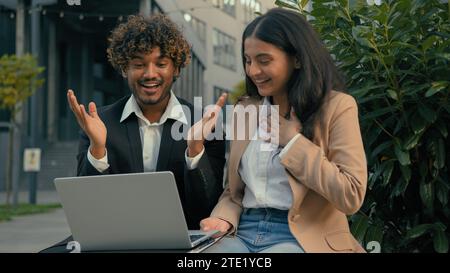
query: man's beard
[{"left": 131, "top": 79, "right": 172, "bottom": 106}]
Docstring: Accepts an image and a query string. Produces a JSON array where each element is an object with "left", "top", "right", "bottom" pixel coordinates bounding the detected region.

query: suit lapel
[
  {"left": 124, "top": 115, "right": 144, "bottom": 173},
  {"left": 156, "top": 119, "right": 175, "bottom": 171}
]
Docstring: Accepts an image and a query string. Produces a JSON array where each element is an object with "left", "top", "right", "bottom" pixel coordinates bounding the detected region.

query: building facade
[
  {"left": 0, "top": 0, "right": 275, "bottom": 193},
  {"left": 174, "top": 0, "right": 274, "bottom": 103}
]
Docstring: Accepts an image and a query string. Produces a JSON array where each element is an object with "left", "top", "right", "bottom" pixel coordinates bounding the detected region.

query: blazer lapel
[
  {"left": 156, "top": 119, "right": 175, "bottom": 171},
  {"left": 228, "top": 97, "right": 310, "bottom": 210},
  {"left": 124, "top": 115, "right": 144, "bottom": 172}
]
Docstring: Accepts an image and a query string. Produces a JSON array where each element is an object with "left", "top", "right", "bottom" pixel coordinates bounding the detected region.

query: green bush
[
  {"left": 0, "top": 54, "right": 44, "bottom": 112},
  {"left": 275, "top": 0, "right": 449, "bottom": 252},
  {"left": 229, "top": 80, "right": 246, "bottom": 104}
]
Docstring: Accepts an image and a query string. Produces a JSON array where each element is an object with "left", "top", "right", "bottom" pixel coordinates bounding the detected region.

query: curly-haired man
[{"left": 59, "top": 14, "right": 227, "bottom": 250}]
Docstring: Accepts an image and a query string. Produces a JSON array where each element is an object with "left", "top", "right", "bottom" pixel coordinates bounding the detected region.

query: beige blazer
[{"left": 211, "top": 91, "right": 368, "bottom": 253}]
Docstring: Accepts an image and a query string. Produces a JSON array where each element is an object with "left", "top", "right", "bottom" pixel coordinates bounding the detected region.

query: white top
[{"left": 240, "top": 97, "right": 301, "bottom": 210}]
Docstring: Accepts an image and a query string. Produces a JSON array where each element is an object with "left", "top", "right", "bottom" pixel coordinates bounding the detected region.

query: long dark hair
[{"left": 242, "top": 8, "right": 345, "bottom": 140}]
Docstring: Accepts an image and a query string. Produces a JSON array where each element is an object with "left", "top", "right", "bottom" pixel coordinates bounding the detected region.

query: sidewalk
[{"left": 0, "top": 191, "right": 71, "bottom": 253}]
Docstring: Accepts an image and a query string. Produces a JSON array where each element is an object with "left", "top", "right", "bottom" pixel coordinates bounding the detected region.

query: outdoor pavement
[{"left": 0, "top": 191, "right": 71, "bottom": 253}]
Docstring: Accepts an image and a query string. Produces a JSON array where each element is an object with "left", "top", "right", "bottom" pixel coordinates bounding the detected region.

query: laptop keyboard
[{"left": 189, "top": 234, "right": 205, "bottom": 242}]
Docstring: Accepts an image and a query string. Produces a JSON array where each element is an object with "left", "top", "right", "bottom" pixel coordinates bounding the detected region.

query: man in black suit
[{"left": 41, "top": 14, "right": 226, "bottom": 252}]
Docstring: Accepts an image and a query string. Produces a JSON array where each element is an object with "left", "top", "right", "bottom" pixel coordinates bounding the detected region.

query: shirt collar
[{"left": 120, "top": 91, "right": 188, "bottom": 126}]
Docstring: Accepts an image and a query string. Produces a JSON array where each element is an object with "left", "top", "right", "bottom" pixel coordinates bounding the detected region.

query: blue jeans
[{"left": 205, "top": 208, "right": 304, "bottom": 253}]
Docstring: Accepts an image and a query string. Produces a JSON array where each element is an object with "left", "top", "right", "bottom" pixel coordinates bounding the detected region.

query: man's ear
[
  {"left": 121, "top": 69, "right": 127, "bottom": 78},
  {"left": 173, "top": 67, "right": 180, "bottom": 82}
]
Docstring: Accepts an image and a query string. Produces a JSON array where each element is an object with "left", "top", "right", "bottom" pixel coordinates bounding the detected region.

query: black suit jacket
[{"left": 77, "top": 95, "right": 226, "bottom": 229}]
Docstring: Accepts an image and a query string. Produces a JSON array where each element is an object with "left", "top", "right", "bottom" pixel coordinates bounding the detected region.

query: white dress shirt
[
  {"left": 239, "top": 97, "right": 301, "bottom": 210},
  {"left": 87, "top": 91, "right": 205, "bottom": 172}
]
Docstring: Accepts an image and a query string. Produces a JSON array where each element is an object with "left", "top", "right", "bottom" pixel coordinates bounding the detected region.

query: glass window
[
  {"left": 183, "top": 12, "right": 206, "bottom": 45},
  {"left": 242, "top": 0, "right": 261, "bottom": 23},
  {"left": 212, "top": 0, "right": 236, "bottom": 17},
  {"left": 213, "top": 29, "right": 236, "bottom": 71}
]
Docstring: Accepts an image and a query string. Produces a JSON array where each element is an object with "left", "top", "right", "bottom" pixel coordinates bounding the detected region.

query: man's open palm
[{"left": 67, "top": 89, "right": 107, "bottom": 156}]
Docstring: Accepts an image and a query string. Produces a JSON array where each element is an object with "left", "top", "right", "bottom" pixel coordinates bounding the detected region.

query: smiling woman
[{"left": 202, "top": 8, "right": 367, "bottom": 253}]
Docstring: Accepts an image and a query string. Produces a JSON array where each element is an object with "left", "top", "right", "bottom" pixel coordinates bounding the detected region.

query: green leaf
[
  {"left": 392, "top": 177, "right": 410, "bottom": 197},
  {"left": 349, "top": 0, "right": 366, "bottom": 10},
  {"left": 433, "top": 138, "right": 445, "bottom": 169},
  {"left": 370, "top": 163, "right": 384, "bottom": 188},
  {"left": 433, "top": 230, "right": 449, "bottom": 253},
  {"left": 352, "top": 26, "right": 373, "bottom": 48},
  {"left": 410, "top": 0, "right": 428, "bottom": 14},
  {"left": 421, "top": 35, "right": 439, "bottom": 51},
  {"left": 420, "top": 181, "right": 434, "bottom": 209},
  {"left": 399, "top": 165, "right": 411, "bottom": 182},
  {"left": 383, "top": 55, "right": 395, "bottom": 66},
  {"left": 371, "top": 141, "right": 392, "bottom": 159},
  {"left": 434, "top": 53, "right": 450, "bottom": 61},
  {"left": 365, "top": 225, "right": 384, "bottom": 247},
  {"left": 435, "top": 119, "right": 448, "bottom": 138},
  {"left": 411, "top": 112, "right": 427, "bottom": 134},
  {"left": 390, "top": 42, "right": 421, "bottom": 53},
  {"left": 433, "top": 222, "right": 447, "bottom": 231},
  {"left": 403, "top": 133, "right": 422, "bottom": 150},
  {"left": 436, "top": 180, "right": 449, "bottom": 206},
  {"left": 300, "top": 0, "right": 310, "bottom": 10},
  {"left": 425, "top": 81, "right": 449, "bottom": 97},
  {"left": 361, "top": 105, "right": 396, "bottom": 120},
  {"left": 364, "top": 125, "right": 383, "bottom": 148},
  {"left": 275, "top": 0, "right": 302, "bottom": 11},
  {"left": 351, "top": 84, "right": 387, "bottom": 100},
  {"left": 418, "top": 104, "right": 437, "bottom": 123},
  {"left": 386, "top": 89, "right": 398, "bottom": 100},
  {"left": 350, "top": 214, "right": 369, "bottom": 242},
  {"left": 382, "top": 160, "right": 395, "bottom": 186},
  {"left": 395, "top": 144, "right": 411, "bottom": 166},
  {"left": 405, "top": 224, "right": 433, "bottom": 240}
]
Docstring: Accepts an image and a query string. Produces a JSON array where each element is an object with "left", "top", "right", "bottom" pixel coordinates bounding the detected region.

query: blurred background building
[{"left": 0, "top": 0, "right": 275, "bottom": 195}]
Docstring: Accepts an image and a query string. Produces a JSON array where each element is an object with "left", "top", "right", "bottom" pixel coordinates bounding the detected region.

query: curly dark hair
[{"left": 107, "top": 14, "right": 191, "bottom": 73}]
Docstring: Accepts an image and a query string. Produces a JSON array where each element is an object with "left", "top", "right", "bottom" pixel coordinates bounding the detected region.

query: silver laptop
[{"left": 54, "top": 172, "right": 219, "bottom": 251}]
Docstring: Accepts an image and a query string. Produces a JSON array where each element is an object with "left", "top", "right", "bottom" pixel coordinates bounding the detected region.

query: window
[
  {"left": 212, "top": 0, "right": 236, "bottom": 17},
  {"left": 183, "top": 13, "right": 206, "bottom": 45},
  {"left": 241, "top": 0, "right": 262, "bottom": 23},
  {"left": 213, "top": 29, "right": 236, "bottom": 71}
]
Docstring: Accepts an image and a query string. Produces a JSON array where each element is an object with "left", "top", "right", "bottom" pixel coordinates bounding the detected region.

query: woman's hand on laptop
[
  {"left": 200, "top": 217, "right": 231, "bottom": 238},
  {"left": 67, "top": 89, "right": 107, "bottom": 159}
]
